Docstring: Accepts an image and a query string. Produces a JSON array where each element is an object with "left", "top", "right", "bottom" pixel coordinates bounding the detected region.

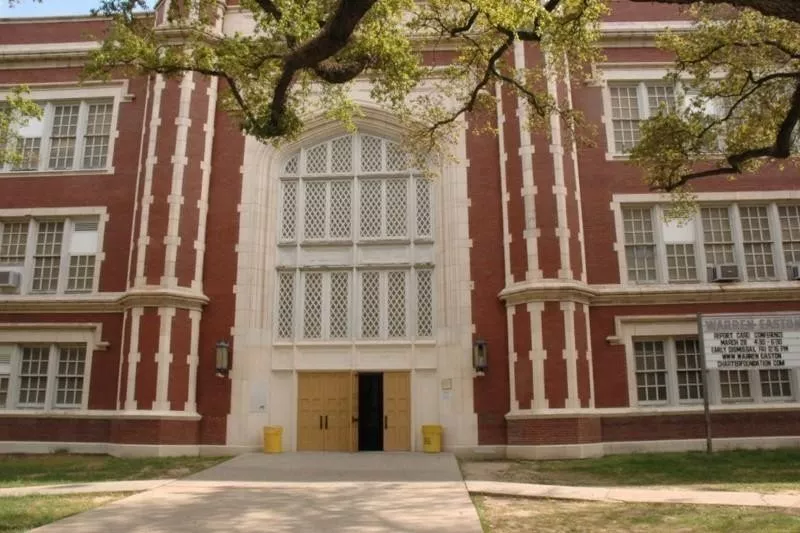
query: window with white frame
[
  {"left": 0, "top": 343, "right": 88, "bottom": 410},
  {"left": 278, "top": 134, "right": 432, "bottom": 244},
  {"left": 275, "top": 133, "right": 435, "bottom": 343},
  {"left": 0, "top": 216, "right": 101, "bottom": 294},
  {"left": 620, "top": 202, "right": 800, "bottom": 284},
  {"left": 630, "top": 336, "right": 795, "bottom": 407},
  {"left": 609, "top": 82, "right": 676, "bottom": 153},
  {"left": 3, "top": 99, "right": 115, "bottom": 173}
]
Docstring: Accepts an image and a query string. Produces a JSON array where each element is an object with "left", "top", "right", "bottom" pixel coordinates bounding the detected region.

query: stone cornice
[
  {"left": 500, "top": 280, "right": 800, "bottom": 307},
  {"left": 0, "top": 287, "right": 209, "bottom": 313},
  {"left": 500, "top": 279, "right": 594, "bottom": 306},
  {"left": 117, "top": 287, "right": 210, "bottom": 311}
]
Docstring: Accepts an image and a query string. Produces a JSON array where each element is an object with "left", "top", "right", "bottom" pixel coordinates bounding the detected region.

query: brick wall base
[
  {"left": 0, "top": 416, "right": 201, "bottom": 445},
  {"left": 507, "top": 416, "right": 602, "bottom": 445},
  {"left": 504, "top": 410, "right": 800, "bottom": 446}
]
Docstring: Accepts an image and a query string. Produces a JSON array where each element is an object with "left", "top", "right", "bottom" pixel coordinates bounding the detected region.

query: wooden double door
[{"left": 297, "top": 371, "right": 410, "bottom": 452}]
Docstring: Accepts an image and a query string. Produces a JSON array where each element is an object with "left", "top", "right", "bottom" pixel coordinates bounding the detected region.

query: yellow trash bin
[
  {"left": 263, "top": 426, "right": 283, "bottom": 454},
  {"left": 422, "top": 425, "right": 442, "bottom": 453}
]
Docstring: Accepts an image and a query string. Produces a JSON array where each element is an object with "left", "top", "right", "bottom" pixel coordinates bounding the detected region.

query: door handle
[
  {"left": 325, "top": 415, "right": 328, "bottom": 430},
  {"left": 319, "top": 415, "right": 323, "bottom": 430},
  {"left": 384, "top": 415, "right": 388, "bottom": 430},
  {"left": 352, "top": 416, "right": 359, "bottom": 424}
]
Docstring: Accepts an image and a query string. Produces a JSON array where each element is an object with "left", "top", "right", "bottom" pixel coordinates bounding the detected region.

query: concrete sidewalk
[
  {"left": 32, "top": 453, "right": 484, "bottom": 532},
  {"left": 467, "top": 480, "right": 800, "bottom": 508}
]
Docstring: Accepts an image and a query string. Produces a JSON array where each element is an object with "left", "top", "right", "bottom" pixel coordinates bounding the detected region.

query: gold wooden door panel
[
  {"left": 297, "top": 373, "right": 325, "bottom": 451},
  {"left": 297, "top": 372, "right": 354, "bottom": 452},
  {"left": 323, "top": 372, "right": 352, "bottom": 451},
  {"left": 383, "top": 372, "right": 411, "bottom": 451}
]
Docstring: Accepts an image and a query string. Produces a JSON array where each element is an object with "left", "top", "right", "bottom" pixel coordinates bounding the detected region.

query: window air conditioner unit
[
  {"left": 0, "top": 269, "right": 21, "bottom": 290},
  {"left": 708, "top": 264, "right": 740, "bottom": 282},
  {"left": 789, "top": 264, "right": 800, "bottom": 281}
]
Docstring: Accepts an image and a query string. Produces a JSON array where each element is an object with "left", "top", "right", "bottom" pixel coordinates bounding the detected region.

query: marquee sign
[{"left": 700, "top": 313, "right": 800, "bottom": 370}]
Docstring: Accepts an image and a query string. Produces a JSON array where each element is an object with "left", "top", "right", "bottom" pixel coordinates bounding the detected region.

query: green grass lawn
[
  {"left": 462, "top": 449, "right": 800, "bottom": 492},
  {"left": 0, "top": 454, "right": 226, "bottom": 488},
  {"left": 0, "top": 492, "right": 133, "bottom": 533},
  {"left": 473, "top": 496, "right": 800, "bottom": 533}
]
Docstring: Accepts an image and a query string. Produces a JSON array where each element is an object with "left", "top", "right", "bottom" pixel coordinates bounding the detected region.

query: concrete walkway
[
  {"left": 467, "top": 480, "right": 800, "bottom": 508},
  {"left": 32, "top": 453, "right": 484, "bottom": 533}
]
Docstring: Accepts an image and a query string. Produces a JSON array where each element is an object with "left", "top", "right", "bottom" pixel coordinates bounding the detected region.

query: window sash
[
  {"left": 275, "top": 268, "right": 432, "bottom": 342},
  {"left": 2, "top": 100, "right": 114, "bottom": 173},
  {"left": 0, "top": 217, "right": 100, "bottom": 295},
  {"left": 621, "top": 202, "right": 799, "bottom": 284},
  {"left": 630, "top": 336, "right": 795, "bottom": 407},
  {"left": 609, "top": 82, "right": 677, "bottom": 153},
  {"left": 1, "top": 344, "right": 89, "bottom": 410}
]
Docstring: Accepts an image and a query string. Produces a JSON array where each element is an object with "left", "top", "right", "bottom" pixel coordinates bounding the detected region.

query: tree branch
[{"left": 666, "top": 80, "right": 800, "bottom": 189}]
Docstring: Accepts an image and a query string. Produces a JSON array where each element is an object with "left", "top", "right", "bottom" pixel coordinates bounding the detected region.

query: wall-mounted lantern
[
  {"left": 472, "top": 338, "right": 488, "bottom": 373},
  {"left": 215, "top": 340, "right": 230, "bottom": 376}
]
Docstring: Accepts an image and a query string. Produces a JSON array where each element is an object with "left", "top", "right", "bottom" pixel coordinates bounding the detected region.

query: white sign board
[{"left": 701, "top": 313, "right": 800, "bottom": 370}]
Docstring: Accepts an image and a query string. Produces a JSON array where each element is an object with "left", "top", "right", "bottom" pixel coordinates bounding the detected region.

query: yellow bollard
[
  {"left": 263, "top": 426, "right": 283, "bottom": 453},
  {"left": 421, "top": 425, "right": 442, "bottom": 453}
]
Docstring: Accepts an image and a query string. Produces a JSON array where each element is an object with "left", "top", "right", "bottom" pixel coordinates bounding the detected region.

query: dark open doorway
[{"left": 358, "top": 373, "right": 383, "bottom": 451}]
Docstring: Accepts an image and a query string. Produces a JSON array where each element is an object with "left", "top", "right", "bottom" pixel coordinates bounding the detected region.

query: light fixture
[
  {"left": 473, "top": 338, "right": 488, "bottom": 373},
  {"left": 215, "top": 340, "right": 230, "bottom": 376}
]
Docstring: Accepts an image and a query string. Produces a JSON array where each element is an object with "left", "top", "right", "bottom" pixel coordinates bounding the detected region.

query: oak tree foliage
[{"left": 4, "top": 0, "right": 800, "bottom": 190}]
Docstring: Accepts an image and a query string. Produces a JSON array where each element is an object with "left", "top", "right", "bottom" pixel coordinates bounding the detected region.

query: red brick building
[{"left": 1, "top": 1, "right": 799, "bottom": 457}]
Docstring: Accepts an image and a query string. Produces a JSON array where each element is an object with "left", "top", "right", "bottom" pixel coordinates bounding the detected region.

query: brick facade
[{"left": 1, "top": 2, "right": 800, "bottom": 454}]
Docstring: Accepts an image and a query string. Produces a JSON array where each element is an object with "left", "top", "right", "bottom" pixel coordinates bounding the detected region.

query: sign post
[{"left": 696, "top": 313, "right": 712, "bottom": 454}]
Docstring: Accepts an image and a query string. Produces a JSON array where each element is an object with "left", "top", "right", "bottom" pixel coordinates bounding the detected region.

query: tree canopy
[{"left": 3, "top": 0, "right": 800, "bottom": 190}]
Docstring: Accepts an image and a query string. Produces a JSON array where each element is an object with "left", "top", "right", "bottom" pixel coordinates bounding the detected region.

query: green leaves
[{"left": 0, "top": 87, "right": 43, "bottom": 169}]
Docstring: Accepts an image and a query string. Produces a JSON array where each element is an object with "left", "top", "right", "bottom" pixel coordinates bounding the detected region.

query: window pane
[
  {"left": 329, "top": 180, "right": 352, "bottom": 239},
  {"left": 416, "top": 269, "right": 434, "bottom": 338},
  {"left": 622, "top": 207, "right": 656, "bottom": 282},
  {"left": 276, "top": 272, "right": 295, "bottom": 340},
  {"left": 386, "top": 179, "right": 408, "bottom": 237},
  {"left": 48, "top": 104, "right": 80, "bottom": 169},
  {"left": 360, "top": 135, "right": 383, "bottom": 173},
  {"left": 303, "top": 181, "right": 326, "bottom": 240},
  {"left": 66, "top": 255, "right": 96, "bottom": 292},
  {"left": 701, "top": 207, "right": 736, "bottom": 272},
  {"left": 719, "top": 370, "right": 751, "bottom": 400},
  {"left": 666, "top": 243, "right": 697, "bottom": 282},
  {"left": 0, "top": 221, "right": 28, "bottom": 265},
  {"left": 779, "top": 205, "right": 800, "bottom": 278},
  {"left": 305, "top": 143, "right": 327, "bottom": 174},
  {"left": 386, "top": 141, "right": 407, "bottom": 172},
  {"left": 55, "top": 345, "right": 86, "bottom": 407},
  {"left": 676, "top": 338, "right": 703, "bottom": 400},
  {"left": 634, "top": 340, "right": 667, "bottom": 402},
  {"left": 739, "top": 205, "right": 774, "bottom": 280},
  {"left": 330, "top": 136, "right": 353, "bottom": 174},
  {"left": 359, "top": 180, "right": 382, "bottom": 238},
  {"left": 83, "top": 102, "right": 113, "bottom": 169},
  {"left": 32, "top": 221, "right": 64, "bottom": 293},
  {"left": 280, "top": 181, "right": 297, "bottom": 241},
  {"left": 0, "top": 375, "right": 8, "bottom": 408},
  {"left": 387, "top": 271, "right": 407, "bottom": 338},
  {"left": 12, "top": 137, "right": 41, "bottom": 171},
  {"left": 329, "top": 272, "right": 350, "bottom": 339},
  {"left": 18, "top": 346, "right": 49, "bottom": 407},
  {"left": 360, "top": 271, "right": 380, "bottom": 338},
  {"left": 760, "top": 369, "right": 792, "bottom": 399},
  {"left": 610, "top": 86, "right": 641, "bottom": 152},
  {"left": 646, "top": 85, "right": 676, "bottom": 114},
  {"left": 416, "top": 178, "right": 432, "bottom": 238},
  {"left": 302, "top": 272, "right": 323, "bottom": 339}
]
